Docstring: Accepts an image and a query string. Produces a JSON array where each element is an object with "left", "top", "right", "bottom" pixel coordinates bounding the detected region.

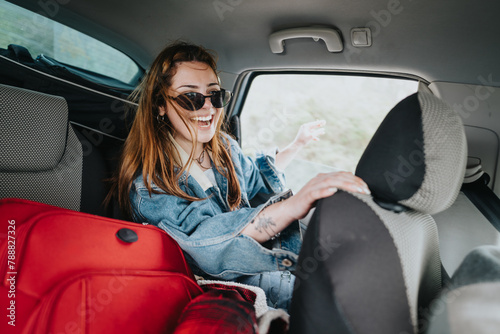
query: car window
[
  {"left": 240, "top": 73, "right": 419, "bottom": 192},
  {"left": 0, "top": 1, "right": 140, "bottom": 84}
]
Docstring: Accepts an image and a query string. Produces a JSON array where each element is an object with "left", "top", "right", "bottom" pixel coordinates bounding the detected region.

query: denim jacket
[{"left": 130, "top": 135, "right": 302, "bottom": 280}]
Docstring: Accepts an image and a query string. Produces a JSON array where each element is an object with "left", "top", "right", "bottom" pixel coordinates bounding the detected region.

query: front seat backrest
[
  {"left": 289, "top": 89, "right": 467, "bottom": 334},
  {"left": 0, "top": 84, "right": 83, "bottom": 211}
]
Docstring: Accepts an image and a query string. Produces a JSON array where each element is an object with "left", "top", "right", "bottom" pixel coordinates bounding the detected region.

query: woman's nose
[{"left": 202, "top": 95, "right": 214, "bottom": 109}]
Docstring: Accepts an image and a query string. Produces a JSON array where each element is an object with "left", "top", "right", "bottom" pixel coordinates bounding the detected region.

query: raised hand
[{"left": 294, "top": 120, "right": 326, "bottom": 147}]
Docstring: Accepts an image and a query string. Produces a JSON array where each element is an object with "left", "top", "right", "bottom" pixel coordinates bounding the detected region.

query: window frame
[{"left": 227, "top": 70, "right": 427, "bottom": 121}]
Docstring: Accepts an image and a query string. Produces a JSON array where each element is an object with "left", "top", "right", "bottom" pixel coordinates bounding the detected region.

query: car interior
[{"left": 1, "top": 0, "right": 500, "bottom": 333}]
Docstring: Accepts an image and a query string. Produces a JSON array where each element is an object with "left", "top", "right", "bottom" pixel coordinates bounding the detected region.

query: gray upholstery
[
  {"left": 0, "top": 84, "right": 83, "bottom": 211},
  {"left": 355, "top": 90, "right": 467, "bottom": 214},
  {"left": 352, "top": 192, "right": 442, "bottom": 330},
  {"left": 400, "top": 91, "right": 467, "bottom": 214},
  {"left": 290, "top": 88, "right": 467, "bottom": 334},
  {"left": 427, "top": 246, "right": 500, "bottom": 334},
  {"left": 1, "top": 85, "right": 68, "bottom": 171},
  {"left": 434, "top": 193, "right": 500, "bottom": 275},
  {"left": 433, "top": 159, "right": 500, "bottom": 275}
]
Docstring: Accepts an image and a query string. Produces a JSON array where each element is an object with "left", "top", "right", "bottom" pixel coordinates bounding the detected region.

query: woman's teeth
[
  {"left": 191, "top": 115, "right": 213, "bottom": 122},
  {"left": 191, "top": 115, "right": 213, "bottom": 127}
]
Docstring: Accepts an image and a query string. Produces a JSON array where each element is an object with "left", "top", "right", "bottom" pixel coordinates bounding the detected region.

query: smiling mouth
[{"left": 191, "top": 113, "right": 215, "bottom": 128}]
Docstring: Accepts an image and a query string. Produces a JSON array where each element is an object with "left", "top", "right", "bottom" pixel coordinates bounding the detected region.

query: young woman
[{"left": 113, "top": 41, "right": 370, "bottom": 310}]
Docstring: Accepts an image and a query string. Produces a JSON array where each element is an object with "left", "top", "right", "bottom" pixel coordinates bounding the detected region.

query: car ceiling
[{"left": 7, "top": 0, "right": 500, "bottom": 87}]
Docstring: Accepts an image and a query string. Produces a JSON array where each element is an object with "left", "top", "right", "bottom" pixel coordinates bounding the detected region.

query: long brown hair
[{"left": 109, "top": 41, "right": 241, "bottom": 218}]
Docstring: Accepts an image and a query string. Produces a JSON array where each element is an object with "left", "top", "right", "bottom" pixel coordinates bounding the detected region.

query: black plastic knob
[{"left": 116, "top": 228, "right": 138, "bottom": 243}]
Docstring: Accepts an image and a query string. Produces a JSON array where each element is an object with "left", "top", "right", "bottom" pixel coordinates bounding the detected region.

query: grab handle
[{"left": 269, "top": 27, "right": 343, "bottom": 53}]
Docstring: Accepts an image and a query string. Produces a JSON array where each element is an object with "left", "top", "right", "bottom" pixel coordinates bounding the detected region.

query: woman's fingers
[
  {"left": 310, "top": 127, "right": 325, "bottom": 141},
  {"left": 307, "top": 119, "right": 326, "bottom": 128},
  {"left": 295, "top": 120, "right": 326, "bottom": 145},
  {"left": 308, "top": 185, "right": 338, "bottom": 202},
  {"left": 306, "top": 172, "right": 370, "bottom": 198},
  {"left": 330, "top": 172, "right": 369, "bottom": 194},
  {"left": 287, "top": 172, "right": 370, "bottom": 220}
]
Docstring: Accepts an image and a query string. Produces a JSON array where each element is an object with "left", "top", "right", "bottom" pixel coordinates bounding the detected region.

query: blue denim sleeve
[
  {"left": 228, "top": 136, "right": 286, "bottom": 200},
  {"left": 130, "top": 177, "right": 300, "bottom": 280}
]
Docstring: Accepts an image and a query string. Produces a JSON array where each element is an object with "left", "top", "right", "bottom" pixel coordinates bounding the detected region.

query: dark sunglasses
[{"left": 169, "top": 89, "right": 232, "bottom": 111}]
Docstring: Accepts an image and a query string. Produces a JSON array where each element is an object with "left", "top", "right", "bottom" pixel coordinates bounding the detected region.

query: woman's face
[{"left": 160, "top": 61, "right": 222, "bottom": 149}]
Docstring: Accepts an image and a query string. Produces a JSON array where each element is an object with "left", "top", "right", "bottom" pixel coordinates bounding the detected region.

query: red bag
[
  {"left": 173, "top": 289, "right": 259, "bottom": 334},
  {"left": 0, "top": 198, "right": 202, "bottom": 333},
  {"left": 23, "top": 270, "right": 202, "bottom": 334}
]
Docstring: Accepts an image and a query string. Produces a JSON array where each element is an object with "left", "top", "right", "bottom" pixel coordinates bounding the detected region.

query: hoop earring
[{"left": 157, "top": 114, "right": 165, "bottom": 122}]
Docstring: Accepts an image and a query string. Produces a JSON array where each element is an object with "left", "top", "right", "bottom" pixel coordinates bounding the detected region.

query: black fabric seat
[{"left": 289, "top": 89, "right": 467, "bottom": 334}]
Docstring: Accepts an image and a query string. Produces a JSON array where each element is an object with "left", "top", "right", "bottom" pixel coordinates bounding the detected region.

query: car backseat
[
  {"left": 0, "top": 45, "right": 136, "bottom": 219},
  {"left": 0, "top": 83, "right": 125, "bottom": 219},
  {"left": 433, "top": 159, "right": 500, "bottom": 275}
]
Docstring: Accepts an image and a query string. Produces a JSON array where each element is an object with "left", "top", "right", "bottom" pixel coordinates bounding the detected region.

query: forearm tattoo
[{"left": 253, "top": 215, "right": 278, "bottom": 238}]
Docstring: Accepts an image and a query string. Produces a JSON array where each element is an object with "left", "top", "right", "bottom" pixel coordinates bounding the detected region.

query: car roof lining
[{"left": 7, "top": 0, "right": 500, "bottom": 87}]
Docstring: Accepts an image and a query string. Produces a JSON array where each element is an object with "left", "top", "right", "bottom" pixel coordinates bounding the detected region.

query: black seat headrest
[{"left": 356, "top": 89, "right": 467, "bottom": 215}]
